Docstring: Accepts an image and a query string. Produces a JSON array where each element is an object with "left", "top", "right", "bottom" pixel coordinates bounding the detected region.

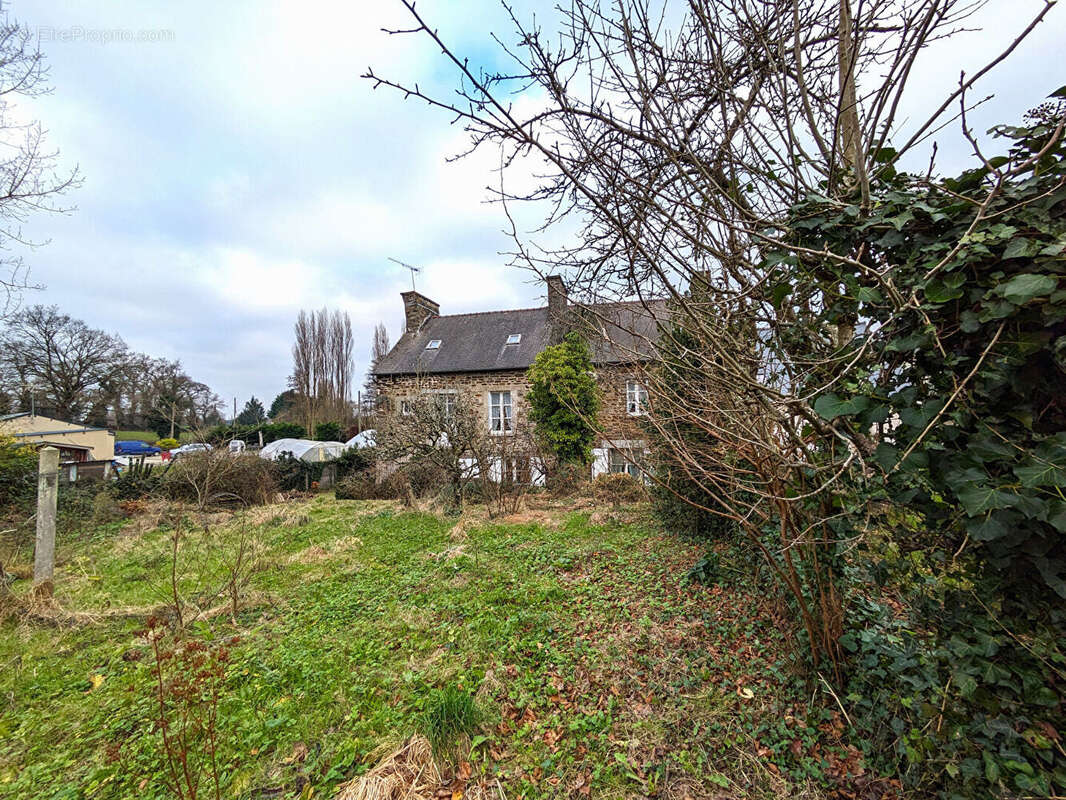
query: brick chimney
[
  {"left": 546, "top": 275, "right": 568, "bottom": 343},
  {"left": 401, "top": 291, "right": 439, "bottom": 333}
]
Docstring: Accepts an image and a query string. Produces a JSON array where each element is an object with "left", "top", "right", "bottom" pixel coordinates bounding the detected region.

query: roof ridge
[
  {"left": 425, "top": 297, "right": 666, "bottom": 323},
  {"left": 426, "top": 305, "right": 547, "bottom": 321}
]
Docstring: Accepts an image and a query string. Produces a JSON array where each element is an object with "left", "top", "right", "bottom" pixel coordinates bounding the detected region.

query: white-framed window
[
  {"left": 609, "top": 447, "right": 643, "bottom": 478},
  {"left": 426, "top": 339, "right": 441, "bottom": 350},
  {"left": 400, "top": 398, "right": 413, "bottom": 416},
  {"left": 489, "top": 390, "right": 513, "bottom": 433},
  {"left": 505, "top": 333, "right": 521, "bottom": 345},
  {"left": 626, "top": 380, "right": 648, "bottom": 416},
  {"left": 433, "top": 391, "right": 456, "bottom": 421}
]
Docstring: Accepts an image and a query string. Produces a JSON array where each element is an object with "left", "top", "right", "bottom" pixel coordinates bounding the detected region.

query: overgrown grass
[
  {"left": 420, "top": 684, "right": 482, "bottom": 763},
  {"left": 0, "top": 495, "right": 832, "bottom": 799}
]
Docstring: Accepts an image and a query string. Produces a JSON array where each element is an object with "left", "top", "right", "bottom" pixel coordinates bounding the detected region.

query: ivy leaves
[
  {"left": 991, "top": 273, "right": 1060, "bottom": 304},
  {"left": 525, "top": 332, "right": 600, "bottom": 465},
  {"left": 787, "top": 117, "right": 1066, "bottom": 600},
  {"left": 760, "top": 104, "right": 1066, "bottom": 800},
  {"left": 812, "top": 393, "right": 869, "bottom": 421}
]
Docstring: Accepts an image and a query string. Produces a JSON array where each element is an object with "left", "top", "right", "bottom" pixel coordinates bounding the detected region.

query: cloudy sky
[{"left": 10, "top": 0, "right": 1064, "bottom": 413}]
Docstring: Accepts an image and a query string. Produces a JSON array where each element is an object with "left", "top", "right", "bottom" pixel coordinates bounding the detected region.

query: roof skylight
[
  {"left": 426, "top": 339, "right": 441, "bottom": 349},
  {"left": 505, "top": 333, "right": 521, "bottom": 345}
]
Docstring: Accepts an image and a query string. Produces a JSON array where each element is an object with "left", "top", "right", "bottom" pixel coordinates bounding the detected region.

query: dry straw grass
[
  {"left": 427, "top": 544, "right": 467, "bottom": 562},
  {"left": 334, "top": 735, "right": 440, "bottom": 800},
  {"left": 1, "top": 586, "right": 267, "bottom": 629},
  {"left": 287, "top": 535, "right": 363, "bottom": 566},
  {"left": 244, "top": 504, "right": 311, "bottom": 528}
]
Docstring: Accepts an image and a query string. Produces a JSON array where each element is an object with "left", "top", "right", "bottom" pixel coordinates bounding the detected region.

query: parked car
[
  {"left": 114, "top": 440, "right": 161, "bottom": 456},
  {"left": 170, "top": 442, "right": 213, "bottom": 459}
]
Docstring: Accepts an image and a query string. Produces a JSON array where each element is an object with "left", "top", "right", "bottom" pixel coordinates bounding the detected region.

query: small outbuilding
[{"left": 0, "top": 412, "right": 115, "bottom": 461}]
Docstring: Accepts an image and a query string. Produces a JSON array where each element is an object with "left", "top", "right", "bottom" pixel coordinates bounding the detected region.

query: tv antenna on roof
[{"left": 388, "top": 257, "right": 421, "bottom": 291}]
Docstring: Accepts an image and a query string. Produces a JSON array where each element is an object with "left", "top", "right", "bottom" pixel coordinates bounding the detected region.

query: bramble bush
[
  {"left": 273, "top": 453, "right": 321, "bottom": 493},
  {"left": 162, "top": 453, "right": 277, "bottom": 507},
  {"left": 110, "top": 459, "right": 162, "bottom": 500},
  {"left": 757, "top": 103, "right": 1066, "bottom": 797},
  {"left": 337, "top": 445, "right": 373, "bottom": 476},
  {"left": 544, "top": 462, "right": 587, "bottom": 498},
  {"left": 591, "top": 472, "right": 646, "bottom": 506}
]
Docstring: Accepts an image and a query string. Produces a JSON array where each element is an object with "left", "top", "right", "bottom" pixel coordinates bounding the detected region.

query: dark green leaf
[
  {"left": 1013, "top": 459, "right": 1066, "bottom": 488},
  {"left": 1003, "top": 238, "right": 1034, "bottom": 259},
  {"left": 993, "top": 273, "right": 1058, "bottom": 304},
  {"left": 813, "top": 393, "right": 870, "bottom": 420},
  {"left": 957, "top": 485, "right": 1015, "bottom": 516}
]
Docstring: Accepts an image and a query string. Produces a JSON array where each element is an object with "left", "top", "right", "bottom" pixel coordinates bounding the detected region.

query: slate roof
[{"left": 373, "top": 300, "right": 668, "bottom": 377}]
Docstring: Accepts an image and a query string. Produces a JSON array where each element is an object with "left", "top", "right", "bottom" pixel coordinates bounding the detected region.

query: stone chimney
[
  {"left": 547, "top": 275, "right": 568, "bottom": 316},
  {"left": 401, "top": 291, "right": 440, "bottom": 333},
  {"left": 546, "top": 275, "right": 568, "bottom": 343}
]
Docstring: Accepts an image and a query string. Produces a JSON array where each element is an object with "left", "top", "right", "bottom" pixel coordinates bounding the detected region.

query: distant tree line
[{"left": 0, "top": 304, "right": 223, "bottom": 437}]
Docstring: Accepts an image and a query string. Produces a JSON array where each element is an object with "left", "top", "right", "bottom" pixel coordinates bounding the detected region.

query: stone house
[{"left": 371, "top": 276, "right": 665, "bottom": 479}]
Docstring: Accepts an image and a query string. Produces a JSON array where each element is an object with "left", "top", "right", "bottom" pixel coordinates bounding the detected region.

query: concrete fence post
[{"left": 33, "top": 446, "right": 59, "bottom": 596}]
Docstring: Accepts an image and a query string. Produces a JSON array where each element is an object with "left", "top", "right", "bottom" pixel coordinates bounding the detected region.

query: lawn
[
  {"left": 113, "top": 430, "right": 160, "bottom": 443},
  {"left": 0, "top": 495, "right": 835, "bottom": 799}
]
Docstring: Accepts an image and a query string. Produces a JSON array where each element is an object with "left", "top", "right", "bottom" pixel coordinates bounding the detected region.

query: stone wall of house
[
  {"left": 593, "top": 364, "right": 647, "bottom": 445},
  {"left": 374, "top": 368, "right": 532, "bottom": 431},
  {"left": 374, "top": 363, "right": 649, "bottom": 445}
]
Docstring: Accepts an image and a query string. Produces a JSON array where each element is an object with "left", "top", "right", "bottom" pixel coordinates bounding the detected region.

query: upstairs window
[
  {"left": 626, "top": 380, "right": 648, "bottom": 416},
  {"left": 400, "top": 399, "right": 414, "bottom": 416},
  {"left": 426, "top": 339, "right": 441, "bottom": 350},
  {"left": 505, "top": 333, "right": 522, "bottom": 345},
  {"left": 489, "top": 390, "right": 513, "bottom": 433}
]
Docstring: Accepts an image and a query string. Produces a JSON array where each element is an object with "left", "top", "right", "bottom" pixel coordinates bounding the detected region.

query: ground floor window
[
  {"left": 609, "top": 447, "right": 643, "bottom": 478},
  {"left": 459, "top": 455, "right": 546, "bottom": 486}
]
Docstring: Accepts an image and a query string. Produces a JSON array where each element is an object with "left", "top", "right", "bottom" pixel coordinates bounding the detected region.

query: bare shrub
[
  {"left": 474, "top": 421, "right": 540, "bottom": 518},
  {"left": 155, "top": 507, "right": 264, "bottom": 634},
  {"left": 334, "top": 470, "right": 377, "bottom": 501},
  {"left": 162, "top": 452, "right": 277, "bottom": 509},
  {"left": 377, "top": 392, "right": 487, "bottom": 510},
  {"left": 546, "top": 462, "right": 587, "bottom": 498},
  {"left": 591, "top": 473, "right": 646, "bottom": 507}
]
